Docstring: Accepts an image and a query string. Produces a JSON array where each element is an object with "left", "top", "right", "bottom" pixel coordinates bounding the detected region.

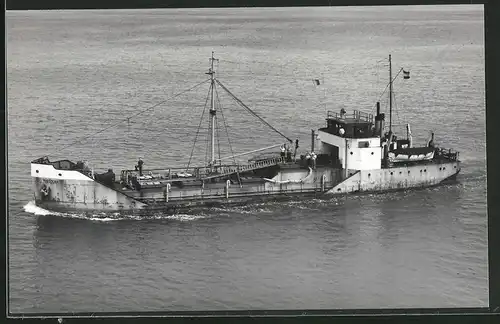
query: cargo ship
[{"left": 30, "top": 53, "right": 460, "bottom": 215}]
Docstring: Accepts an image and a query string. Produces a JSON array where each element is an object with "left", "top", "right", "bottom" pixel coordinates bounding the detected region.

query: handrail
[{"left": 327, "top": 110, "right": 373, "bottom": 122}]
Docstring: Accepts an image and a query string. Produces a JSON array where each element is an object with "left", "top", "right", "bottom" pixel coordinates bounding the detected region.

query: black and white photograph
[{"left": 7, "top": 4, "right": 487, "bottom": 314}]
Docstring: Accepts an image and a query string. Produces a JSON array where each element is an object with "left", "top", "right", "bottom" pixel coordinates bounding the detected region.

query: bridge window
[{"left": 358, "top": 141, "right": 370, "bottom": 148}]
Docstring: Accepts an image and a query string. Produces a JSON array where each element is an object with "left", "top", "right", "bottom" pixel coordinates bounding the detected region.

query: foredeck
[{"left": 120, "top": 156, "right": 287, "bottom": 189}]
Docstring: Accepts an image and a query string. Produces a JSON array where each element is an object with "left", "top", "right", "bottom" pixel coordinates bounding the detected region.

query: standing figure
[
  {"left": 311, "top": 152, "right": 317, "bottom": 169},
  {"left": 286, "top": 146, "right": 292, "bottom": 162},
  {"left": 137, "top": 157, "right": 144, "bottom": 176},
  {"left": 280, "top": 145, "right": 286, "bottom": 158},
  {"left": 294, "top": 138, "right": 299, "bottom": 159},
  {"left": 340, "top": 107, "right": 346, "bottom": 118}
]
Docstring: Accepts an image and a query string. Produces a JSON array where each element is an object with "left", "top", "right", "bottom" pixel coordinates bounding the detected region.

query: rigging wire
[
  {"left": 215, "top": 79, "right": 293, "bottom": 143},
  {"left": 204, "top": 88, "right": 211, "bottom": 167},
  {"left": 185, "top": 84, "right": 212, "bottom": 171},
  {"left": 215, "top": 85, "right": 237, "bottom": 166},
  {"left": 370, "top": 67, "right": 404, "bottom": 118},
  {"left": 49, "top": 78, "right": 211, "bottom": 157},
  {"left": 216, "top": 112, "right": 222, "bottom": 164}
]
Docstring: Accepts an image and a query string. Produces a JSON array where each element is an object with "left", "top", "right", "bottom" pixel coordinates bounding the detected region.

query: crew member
[
  {"left": 305, "top": 152, "right": 311, "bottom": 167},
  {"left": 340, "top": 107, "right": 346, "bottom": 118},
  {"left": 137, "top": 157, "right": 144, "bottom": 176},
  {"left": 286, "top": 146, "right": 292, "bottom": 162},
  {"left": 280, "top": 145, "right": 286, "bottom": 158},
  {"left": 311, "top": 152, "right": 317, "bottom": 169}
]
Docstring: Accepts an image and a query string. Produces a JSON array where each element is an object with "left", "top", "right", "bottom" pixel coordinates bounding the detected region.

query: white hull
[
  {"left": 31, "top": 163, "right": 147, "bottom": 212},
  {"left": 328, "top": 161, "right": 460, "bottom": 194}
]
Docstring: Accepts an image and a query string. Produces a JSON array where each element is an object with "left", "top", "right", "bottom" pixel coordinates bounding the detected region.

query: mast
[
  {"left": 389, "top": 54, "right": 392, "bottom": 134},
  {"left": 207, "top": 51, "right": 219, "bottom": 166}
]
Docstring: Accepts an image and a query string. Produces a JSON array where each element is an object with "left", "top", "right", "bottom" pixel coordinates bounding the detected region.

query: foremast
[
  {"left": 389, "top": 54, "right": 393, "bottom": 134},
  {"left": 206, "top": 51, "right": 219, "bottom": 167}
]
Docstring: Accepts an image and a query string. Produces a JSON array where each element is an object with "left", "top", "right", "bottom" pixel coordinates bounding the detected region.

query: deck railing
[
  {"left": 120, "top": 156, "right": 288, "bottom": 187},
  {"left": 327, "top": 110, "right": 373, "bottom": 123}
]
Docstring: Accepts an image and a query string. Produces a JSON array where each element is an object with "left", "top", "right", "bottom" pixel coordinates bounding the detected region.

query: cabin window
[
  {"left": 443, "top": 167, "right": 446, "bottom": 170},
  {"left": 439, "top": 167, "right": 442, "bottom": 170},
  {"left": 424, "top": 169, "right": 427, "bottom": 172},
  {"left": 36, "top": 170, "right": 39, "bottom": 173},
  {"left": 58, "top": 173, "right": 62, "bottom": 176},
  {"left": 390, "top": 172, "right": 393, "bottom": 175},
  {"left": 408, "top": 171, "right": 410, "bottom": 174},
  {"left": 350, "top": 152, "right": 353, "bottom": 155},
  {"left": 358, "top": 141, "right": 370, "bottom": 148},
  {"left": 420, "top": 170, "right": 422, "bottom": 173},
  {"left": 337, "top": 188, "right": 341, "bottom": 192},
  {"left": 399, "top": 171, "right": 402, "bottom": 174},
  {"left": 368, "top": 173, "right": 371, "bottom": 177},
  {"left": 454, "top": 166, "right": 457, "bottom": 169}
]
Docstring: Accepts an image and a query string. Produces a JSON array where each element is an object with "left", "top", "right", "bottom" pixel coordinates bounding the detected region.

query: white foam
[
  {"left": 23, "top": 201, "right": 60, "bottom": 216},
  {"left": 164, "top": 213, "right": 209, "bottom": 222},
  {"left": 22, "top": 201, "right": 219, "bottom": 222}
]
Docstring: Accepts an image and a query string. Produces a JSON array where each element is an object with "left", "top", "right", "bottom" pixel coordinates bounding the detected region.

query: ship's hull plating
[
  {"left": 328, "top": 161, "right": 460, "bottom": 194},
  {"left": 31, "top": 163, "right": 147, "bottom": 213},
  {"left": 31, "top": 161, "right": 460, "bottom": 215}
]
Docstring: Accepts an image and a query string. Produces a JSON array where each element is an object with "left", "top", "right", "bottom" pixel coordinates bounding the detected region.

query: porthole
[
  {"left": 368, "top": 173, "right": 371, "bottom": 177},
  {"left": 36, "top": 170, "right": 39, "bottom": 173},
  {"left": 443, "top": 167, "right": 446, "bottom": 170},
  {"left": 399, "top": 171, "right": 402, "bottom": 174},
  {"left": 454, "top": 166, "right": 457, "bottom": 169},
  {"left": 58, "top": 173, "right": 62, "bottom": 176},
  {"left": 337, "top": 188, "right": 341, "bottom": 192},
  {"left": 350, "top": 152, "right": 353, "bottom": 155},
  {"left": 424, "top": 169, "right": 427, "bottom": 172},
  {"left": 408, "top": 171, "right": 410, "bottom": 174},
  {"left": 371, "top": 152, "right": 374, "bottom": 155},
  {"left": 390, "top": 172, "right": 393, "bottom": 175},
  {"left": 439, "top": 167, "right": 442, "bottom": 170},
  {"left": 420, "top": 170, "right": 422, "bottom": 173}
]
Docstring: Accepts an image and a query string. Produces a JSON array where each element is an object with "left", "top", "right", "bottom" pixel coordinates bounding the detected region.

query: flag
[
  {"left": 313, "top": 79, "right": 321, "bottom": 85},
  {"left": 403, "top": 70, "right": 410, "bottom": 79}
]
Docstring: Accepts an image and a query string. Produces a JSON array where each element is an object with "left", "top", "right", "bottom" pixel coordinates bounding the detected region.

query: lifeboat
[{"left": 388, "top": 147, "right": 435, "bottom": 163}]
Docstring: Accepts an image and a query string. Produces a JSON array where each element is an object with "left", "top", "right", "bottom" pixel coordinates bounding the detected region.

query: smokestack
[{"left": 374, "top": 102, "right": 384, "bottom": 137}]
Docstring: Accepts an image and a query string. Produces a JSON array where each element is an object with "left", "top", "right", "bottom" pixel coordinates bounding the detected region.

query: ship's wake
[{"left": 22, "top": 201, "right": 212, "bottom": 222}]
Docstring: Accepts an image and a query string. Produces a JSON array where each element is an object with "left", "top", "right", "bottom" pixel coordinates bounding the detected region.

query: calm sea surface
[{"left": 7, "top": 5, "right": 487, "bottom": 313}]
